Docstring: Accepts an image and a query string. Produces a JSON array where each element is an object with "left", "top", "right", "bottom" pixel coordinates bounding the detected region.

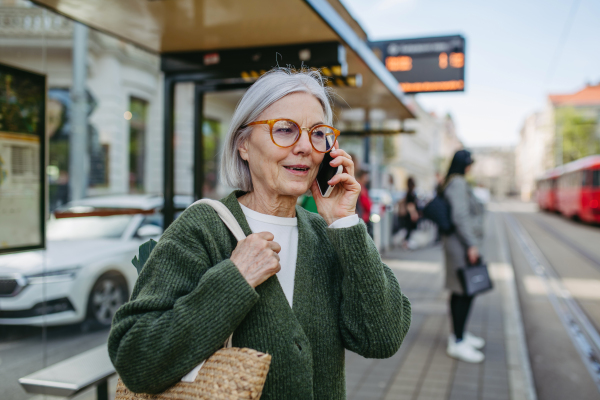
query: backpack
[{"left": 423, "top": 193, "right": 453, "bottom": 234}]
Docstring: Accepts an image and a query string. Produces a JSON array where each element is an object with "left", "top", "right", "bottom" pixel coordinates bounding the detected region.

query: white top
[{"left": 239, "top": 202, "right": 358, "bottom": 308}]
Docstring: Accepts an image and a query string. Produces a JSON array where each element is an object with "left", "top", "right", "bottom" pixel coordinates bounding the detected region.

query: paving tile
[{"left": 348, "top": 244, "right": 517, "bottom": 400}]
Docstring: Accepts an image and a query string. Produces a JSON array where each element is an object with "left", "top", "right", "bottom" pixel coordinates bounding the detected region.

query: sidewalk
[{"left": 345, "top": 212, "right": 535, "bottom": 400}]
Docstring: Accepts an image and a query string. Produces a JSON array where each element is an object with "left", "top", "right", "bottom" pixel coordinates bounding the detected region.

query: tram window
[
  {"left": 583, "top": 170, "right": 592, "bottom": 187},
  {"left": 593, "top": 170, "right": 600, "bottom": 187}
]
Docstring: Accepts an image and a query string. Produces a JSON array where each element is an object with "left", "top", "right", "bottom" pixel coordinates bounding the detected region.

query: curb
[{"left": 493, "top": 212, "right": 537, "bottom": 400}]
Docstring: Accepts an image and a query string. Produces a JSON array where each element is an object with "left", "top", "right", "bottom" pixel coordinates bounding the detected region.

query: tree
[{"left": 556, "top": 107, "right": 599, "bottom": 164}]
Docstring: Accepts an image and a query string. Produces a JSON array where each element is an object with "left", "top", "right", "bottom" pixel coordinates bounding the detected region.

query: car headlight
[{"left": 26, "top": 267, "right": 81, "bottom": 285}]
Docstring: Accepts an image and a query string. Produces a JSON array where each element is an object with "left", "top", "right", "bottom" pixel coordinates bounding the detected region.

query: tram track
[
  {"left": 503, "top": 213, "right": 600, "bottom": 393},
  {"left": 532, "top": 216, "right": 600, "bottom": 274}
]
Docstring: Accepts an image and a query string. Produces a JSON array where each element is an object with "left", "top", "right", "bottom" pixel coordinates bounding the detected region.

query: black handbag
[{"left": 458, "top": 258, "right": 493, "bottom": 296}]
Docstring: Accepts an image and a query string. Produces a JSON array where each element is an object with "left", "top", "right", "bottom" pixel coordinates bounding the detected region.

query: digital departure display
[{"left": 370, "top": 35, "right": 466, "bottom": 94}]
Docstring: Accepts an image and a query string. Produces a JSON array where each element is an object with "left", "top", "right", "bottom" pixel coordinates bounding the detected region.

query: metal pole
[
  {"left": 193, "top": 85, "right": 204, "bottom": 201},
  {"left": 69, "top": 23, "right": 88, "bottom": 201},
  {"left": 376, "top": 135, "right": 384, "bottom": 189},
  {"left": 363, "top": 110, "right": 371, "bottom": 191},
  {"left": 163, "top": 76, "right": 175, "bottom": 228}
]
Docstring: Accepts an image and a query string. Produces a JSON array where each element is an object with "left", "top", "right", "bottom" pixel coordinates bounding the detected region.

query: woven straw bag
[{"left": 115, "top": 199, "right": 271, "bottom": 400}]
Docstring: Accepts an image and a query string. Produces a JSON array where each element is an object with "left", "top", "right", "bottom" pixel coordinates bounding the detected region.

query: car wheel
[{"left": 87, "top": 273, "right": 128, "bottom": 327}]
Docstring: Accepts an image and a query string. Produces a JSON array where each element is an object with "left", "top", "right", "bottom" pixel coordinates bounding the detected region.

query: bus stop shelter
[{"left": 32, "top": 0, "right": 416, "bottom": 226}]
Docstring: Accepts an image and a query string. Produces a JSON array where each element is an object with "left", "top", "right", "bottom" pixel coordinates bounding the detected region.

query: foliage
[{"left": 556, "top": 107, "right": 599, "bottom": 164}]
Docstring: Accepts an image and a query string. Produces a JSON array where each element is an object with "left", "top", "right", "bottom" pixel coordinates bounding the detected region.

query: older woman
[{"left": 108, "top": 69, "right": 411, "bottom": 400}]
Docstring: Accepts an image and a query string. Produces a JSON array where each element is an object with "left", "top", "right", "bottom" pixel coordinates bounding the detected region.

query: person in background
[
  {"left": 433, "top": 172, "right": 445, "bottom": 243},
  {"left": 299, "top": 191, "right": 318, "bottom": 213},
  {"left": 401, "top": 176, "right": 419, "bottom": 248},
  {"left": 356, "top": 169, "right": 373, "bottom": 237},
  {"left": 443, "top": 149, "right": 486, "bottom": 363}
]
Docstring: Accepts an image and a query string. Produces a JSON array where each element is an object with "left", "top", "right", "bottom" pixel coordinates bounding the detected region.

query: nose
[{"left": 292, "top": 127, "right": 313, "bottom": 154}]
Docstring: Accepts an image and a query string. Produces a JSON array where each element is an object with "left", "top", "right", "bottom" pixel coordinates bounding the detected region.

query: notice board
[
  {"left": 370, "top": 35, "right": 466, "bottom": 94},
  {"left": 0, "top": 62, "right": 46, "bottom": 254}
]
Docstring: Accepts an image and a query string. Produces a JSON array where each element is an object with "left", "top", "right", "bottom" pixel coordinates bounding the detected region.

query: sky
[{"left": 341, "top": 0, "right": 600, "bottom": 147}]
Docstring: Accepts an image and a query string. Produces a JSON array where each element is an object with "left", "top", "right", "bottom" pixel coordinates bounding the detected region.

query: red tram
[{"left": 536, "top": 155, "right": 600, "bottom": 223}]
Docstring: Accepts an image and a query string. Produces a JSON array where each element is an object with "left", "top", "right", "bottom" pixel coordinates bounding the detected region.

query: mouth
[
  {"left": 283, "top": 165, "right": 311, "bottom": 175},
  {"left": 284, "top": 166, "right": 310, "bottom": 171}
]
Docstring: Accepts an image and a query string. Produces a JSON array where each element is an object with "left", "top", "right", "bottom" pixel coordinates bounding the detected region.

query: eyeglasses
[{"left": 246, "top": 118, "right": 340, "bottom": 153}]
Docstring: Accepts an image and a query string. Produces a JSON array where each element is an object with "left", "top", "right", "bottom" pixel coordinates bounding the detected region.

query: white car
[{"left": 0, "top": 194, "right": 192, "bottom": 327}]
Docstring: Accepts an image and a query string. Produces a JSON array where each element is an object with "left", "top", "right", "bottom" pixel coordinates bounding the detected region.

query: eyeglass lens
[{"left": 271, "top": 120, "right": 336, "bottom": 152}]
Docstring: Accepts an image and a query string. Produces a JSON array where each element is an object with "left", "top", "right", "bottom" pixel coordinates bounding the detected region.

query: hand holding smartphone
[{"left": 316, "top": 137, "right": 343, "bottom": 198}]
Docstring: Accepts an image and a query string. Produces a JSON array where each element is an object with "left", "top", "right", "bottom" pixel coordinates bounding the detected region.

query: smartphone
[{"left": 316, "top": 137, "right": 343, "bottom": 197}]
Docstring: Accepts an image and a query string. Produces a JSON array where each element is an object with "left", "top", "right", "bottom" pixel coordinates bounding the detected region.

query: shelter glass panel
[{"left": 0, "top": 2, "right": 162, "bottom": 398}]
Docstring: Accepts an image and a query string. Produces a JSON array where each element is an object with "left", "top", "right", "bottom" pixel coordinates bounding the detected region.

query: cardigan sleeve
[
  {"left": 326, "top": 221, "right": 411, "bottom": 359},
  {"left": 108, "top": 213, "right": 259, "bottom": 394}
]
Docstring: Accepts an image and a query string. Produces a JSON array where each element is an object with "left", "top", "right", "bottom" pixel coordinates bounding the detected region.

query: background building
[
  {"left": 516, "top": 83, "right": 600, "bottom": 200},
  {"left": 0, "top": 0, "right": 250, "bottom": 208},
  {"left": 388, "top": 99, "right": 458, "bottom": 195},
  {"left": 470, "top": 146, "right": 517, "bottom": 199},
  {"left": 0, "top": 0, "right": 165, "bottom": 208}
]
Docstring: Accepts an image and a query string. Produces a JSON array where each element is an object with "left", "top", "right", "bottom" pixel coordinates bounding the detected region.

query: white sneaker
[
  {"left": 464, "top": 332, "right": 485, "bottom": 349},
  {"left": 449, "top": 332, "right": 485, "bottom": 349},
  {"left": 447, "top": 339, "right": 485, "bottom": 363}
]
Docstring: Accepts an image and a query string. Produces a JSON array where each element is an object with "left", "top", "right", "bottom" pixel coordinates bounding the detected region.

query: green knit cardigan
[{"left": 108, "top": 191, "right": 411, "bottom": 400}]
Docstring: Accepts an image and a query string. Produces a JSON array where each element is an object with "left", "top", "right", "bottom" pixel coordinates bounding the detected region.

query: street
[
  {"left": 500, "top": 206, "right": 600, "bottom": 399},
  {"left": 2, "top": 202, "right": 600, "bottom": 400}
]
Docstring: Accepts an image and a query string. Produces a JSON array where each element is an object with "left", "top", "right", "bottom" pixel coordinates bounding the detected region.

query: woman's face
[{"left": 239, "top": 92, "right": 326, "bottom": 198}]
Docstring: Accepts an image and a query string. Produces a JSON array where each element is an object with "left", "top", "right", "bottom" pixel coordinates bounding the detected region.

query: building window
[{"left": 129, "top": 97, "right": 148, "bottom": 193}]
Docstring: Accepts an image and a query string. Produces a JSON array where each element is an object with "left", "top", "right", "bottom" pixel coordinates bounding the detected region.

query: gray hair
[{"left": 220, "top": 68, "right": 334, "bottom": 192}]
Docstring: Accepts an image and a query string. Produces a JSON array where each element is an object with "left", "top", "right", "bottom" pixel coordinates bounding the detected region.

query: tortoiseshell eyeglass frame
[{"left": 245, "top": 118, "right": 340, "bottom": 154}]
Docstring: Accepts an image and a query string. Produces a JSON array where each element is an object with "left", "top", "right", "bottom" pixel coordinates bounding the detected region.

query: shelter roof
[{"left": 31, "top": 0, "right": 414, "bottom": 120}]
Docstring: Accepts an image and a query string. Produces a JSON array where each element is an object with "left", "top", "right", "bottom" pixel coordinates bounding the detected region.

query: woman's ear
[{"left": 238, "top": 137, "right": 249, "bottom": 161}]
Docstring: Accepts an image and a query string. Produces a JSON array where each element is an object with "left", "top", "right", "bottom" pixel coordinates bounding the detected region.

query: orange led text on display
[
  {"left": 439, "top": 53, "right": 448, "bottom": 69},
  {"left": 385, "top": 56, "right": 412, "bottom": 72},
  {"left": 449, "top": 52, "right": 464, "bottom": 68},
  {"left": 399, "top": 80, "right": 464, "bottom": 93}
]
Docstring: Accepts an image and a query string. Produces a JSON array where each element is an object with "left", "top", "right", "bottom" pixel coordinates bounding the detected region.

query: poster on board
[{"left": 0, "top": 62, "right": 46, "bottom": 254}]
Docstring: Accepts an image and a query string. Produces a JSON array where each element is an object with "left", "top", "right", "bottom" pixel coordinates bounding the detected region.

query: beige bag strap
[
  {"left": 190, "top": 199, "right": 246, "bottom": 242},
  {"left": 180, "top": 198, "right": 246, "bottom": 382}
]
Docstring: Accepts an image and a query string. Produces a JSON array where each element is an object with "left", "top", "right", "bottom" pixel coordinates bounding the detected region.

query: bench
[
  {"left": 18, "top": 240, "right": 156, "bottom": 400},
  {"left": 19, "top": 344, "right": 115, "bottom": 399}
]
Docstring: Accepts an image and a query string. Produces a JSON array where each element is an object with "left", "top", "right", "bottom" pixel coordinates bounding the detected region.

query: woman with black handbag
[{"left": 442, "top": 150, "right": 486, "bottom": 363}]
